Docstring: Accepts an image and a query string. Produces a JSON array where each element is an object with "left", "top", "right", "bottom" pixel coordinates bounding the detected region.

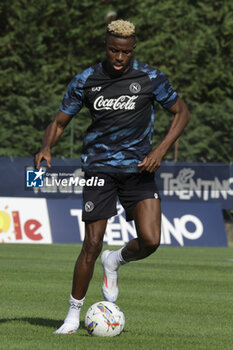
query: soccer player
[{"left": 34, "top": 20, "right": 190, "bottom": 334}]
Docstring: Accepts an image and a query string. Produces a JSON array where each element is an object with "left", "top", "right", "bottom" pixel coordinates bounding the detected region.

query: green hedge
[{"left": 1, "top": 0, "right": 232, "bottom": 161}]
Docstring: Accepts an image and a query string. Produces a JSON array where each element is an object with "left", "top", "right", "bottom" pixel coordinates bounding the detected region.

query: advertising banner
[
  {"left": 0, "top": 197, "right": 52, "bottom": 244},
  {"left": 0, "top": 157, "right": 232, "bottom": 209},
  {"left": 0, "top": 196, "right": 227, "bottom": 247},
  {"left": 47, "top": 199, "right": 227, "bottom": 247},
  {"left": 156, "top": 162, "right": 233, "bottom": 209},
  {"left": 160, "top": 202, "right": 227, "bottom": 247},
  {"left": 0, "top": 157, "right": 229, "bottom": 247}
]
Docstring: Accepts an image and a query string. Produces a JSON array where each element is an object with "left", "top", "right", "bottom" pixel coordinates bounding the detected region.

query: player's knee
[
  {"left": 141, "top": 231, "right": 160, "bottom": 256},
  {"left": 82, "top": 236, "right": 103, "bottom": 263},
  {"left": 145, "top": 240, "right": 160, "bottom": 254},
  {"left": 142, "top": 242, "right": 159, "bottom": 257}
]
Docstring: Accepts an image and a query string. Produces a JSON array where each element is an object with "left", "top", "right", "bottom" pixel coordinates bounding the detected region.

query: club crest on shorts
[
  {"left": 85, "top": 201, "right": 94, "bottom": 212},
  {"left": 129, "top": 82, "right": 141, "bottom": 94}
]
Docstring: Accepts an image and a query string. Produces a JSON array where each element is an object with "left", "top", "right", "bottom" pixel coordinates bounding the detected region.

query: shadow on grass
[{"left": 0, "top": 317, "right": 86, "bottom": 330}]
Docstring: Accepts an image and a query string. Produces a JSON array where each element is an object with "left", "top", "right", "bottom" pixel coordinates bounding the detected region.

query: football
[{"left": 85, "top": 301, "right": 125, "bottom": 337}]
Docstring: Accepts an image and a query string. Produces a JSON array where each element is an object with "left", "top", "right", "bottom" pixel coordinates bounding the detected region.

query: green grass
[{"left": 0, "top": 244, "right": 233, "bottom": 350}]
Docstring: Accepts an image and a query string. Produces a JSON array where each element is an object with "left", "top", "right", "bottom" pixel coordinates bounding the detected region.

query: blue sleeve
[
  {"left": 151, "top": 70, "right": 178, "bottom": 109},
  {"left": 60, "top": 67, "right": 94, "bottom": 115}
]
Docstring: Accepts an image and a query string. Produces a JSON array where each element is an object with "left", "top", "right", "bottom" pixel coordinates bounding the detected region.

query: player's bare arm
[
  {"left": 34, "top": 111, "right": 72, "bottom": 169},
  {"left": 138, "top": 97, "right": 190, "bottom": 173}
]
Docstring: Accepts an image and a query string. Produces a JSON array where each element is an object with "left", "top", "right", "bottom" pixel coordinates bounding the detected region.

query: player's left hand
[{"left": 138, "top": 149, "right": 164, "bottom": 173}]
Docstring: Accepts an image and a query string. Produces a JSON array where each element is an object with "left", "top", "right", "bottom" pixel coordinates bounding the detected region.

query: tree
[{"left": 0, "top": 0, "right": 232, "bottom": 162}]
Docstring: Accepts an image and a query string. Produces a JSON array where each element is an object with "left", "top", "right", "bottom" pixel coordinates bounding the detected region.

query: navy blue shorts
[{"left": 82, "top": 172, "right": 160, "bottom": 222}]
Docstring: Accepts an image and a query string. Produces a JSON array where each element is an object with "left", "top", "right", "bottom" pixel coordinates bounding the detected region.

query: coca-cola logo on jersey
[{"left": 93, "top": 95, "right": 138, "bottom": 111}]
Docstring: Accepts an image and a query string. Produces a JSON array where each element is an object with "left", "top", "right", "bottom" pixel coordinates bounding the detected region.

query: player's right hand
[{"left": 34, "top": 149, "right": 52, "bottom": 170}]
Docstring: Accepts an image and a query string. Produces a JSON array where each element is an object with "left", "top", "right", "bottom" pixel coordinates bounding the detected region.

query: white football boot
[
  {"left": 101, "top": 250, "right": 119, "bottom": 302},
  {"left": 53, "top": 321, "right": 79, "bottom": 335},
  {"left": 54, "top": 295, "right": 84, "bottom": 334}
]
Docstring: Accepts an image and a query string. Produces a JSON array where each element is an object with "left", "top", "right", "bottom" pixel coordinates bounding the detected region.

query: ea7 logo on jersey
[
  {"left": 129, "top": 82, "right": 141, "bottom": 94},
  {"left": 92, "top": 86, "right": 102, "bottom": 92}
]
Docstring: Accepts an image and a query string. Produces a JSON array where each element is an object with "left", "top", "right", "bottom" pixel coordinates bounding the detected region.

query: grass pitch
[{"left": 0, "top": 244, "right": 233, "bottom": 350}]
